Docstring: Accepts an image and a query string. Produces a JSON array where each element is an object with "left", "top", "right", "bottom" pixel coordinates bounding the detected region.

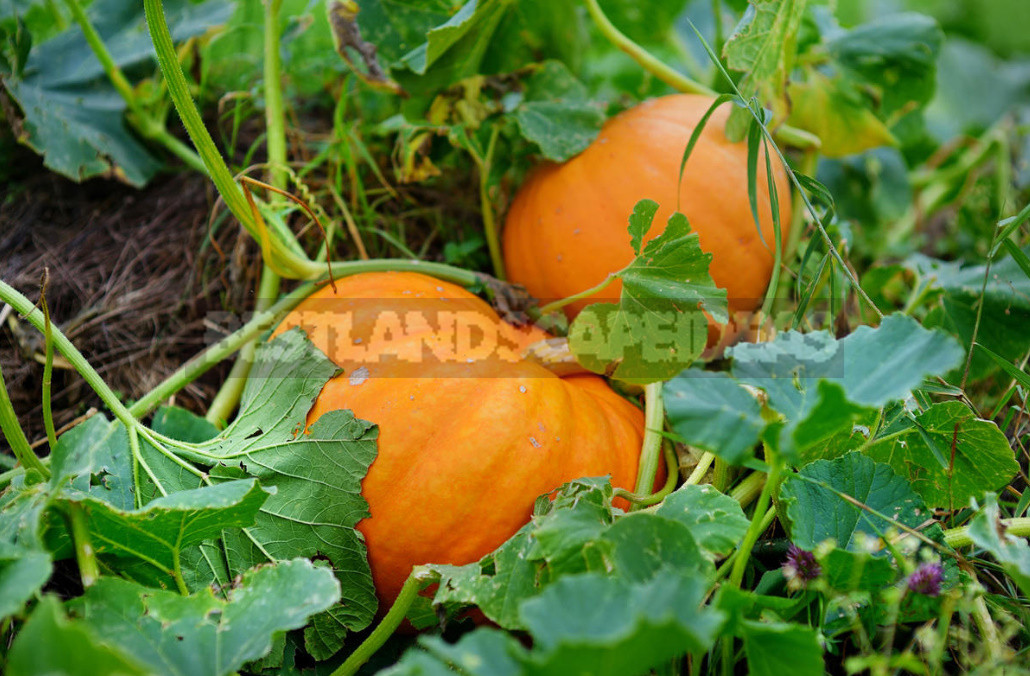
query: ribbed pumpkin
[
  {"left": 503, "top": 94, "right": 792, "bottom": 340},
  {"left": 273, "top": 272, "right": 645, "bottom": 605}
]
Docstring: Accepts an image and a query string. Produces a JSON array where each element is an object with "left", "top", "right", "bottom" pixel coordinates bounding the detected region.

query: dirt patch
[{"left": 1, "top": 169, "right": 260, "bottom": 451}]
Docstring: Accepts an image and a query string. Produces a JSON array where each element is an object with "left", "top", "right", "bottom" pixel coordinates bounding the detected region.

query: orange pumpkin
[
  {"left": 503, "top": 94, "right": 792, "bottom": 342},
  {"left": 274, "top": 272, "right": 645, "bottom": 605}
]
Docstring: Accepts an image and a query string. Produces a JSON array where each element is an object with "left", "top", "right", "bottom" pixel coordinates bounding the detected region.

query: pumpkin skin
[
  {"left": 503, "top": 94, "right": 792, "bottom": 338},
  {"left": 273, "top": 272, "right": 645, "bottom": 605}
]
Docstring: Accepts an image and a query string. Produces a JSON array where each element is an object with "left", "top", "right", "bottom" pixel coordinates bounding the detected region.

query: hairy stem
[
  {"left": 41, "top": 285, "right": 58, "bottom": 451},
  {"left": 683, "top": 450, "right": 715, "bottom": 486}
]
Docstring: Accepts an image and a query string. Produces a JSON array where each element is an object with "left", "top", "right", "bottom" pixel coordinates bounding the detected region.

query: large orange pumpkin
[
  {"left": 503, "top": 94, "right": 792, "bottom": 338},
  {"left": 273, "top": 272, "right": 645, "bottom": 605}
]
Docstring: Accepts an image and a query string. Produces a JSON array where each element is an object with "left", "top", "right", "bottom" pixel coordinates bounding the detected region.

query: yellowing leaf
[{"left": 787, "top": 74, "right": 896, "bottom": 158}]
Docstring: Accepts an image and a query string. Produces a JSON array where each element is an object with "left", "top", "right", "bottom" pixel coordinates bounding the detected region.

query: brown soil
[{"left": 0, "top": 167, "right": 260, "bottom": 453}]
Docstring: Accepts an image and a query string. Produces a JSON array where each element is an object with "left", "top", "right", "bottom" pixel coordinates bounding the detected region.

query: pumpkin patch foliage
[{"left": 2, "top": 0, "right": 1030, "bottom": 674}]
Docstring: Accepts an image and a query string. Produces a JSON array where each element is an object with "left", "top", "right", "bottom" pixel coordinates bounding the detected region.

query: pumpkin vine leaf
[{"left": 568, "top": 199, "right": 728, "bottom": 384}]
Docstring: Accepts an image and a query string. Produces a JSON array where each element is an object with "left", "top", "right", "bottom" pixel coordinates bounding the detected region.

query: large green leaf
[
  {"left": 667, "top": 314, "right": 962, "bottom": 464},
  {"left": 742, "top": 620, "right": 824, "bottom": 676},
  {"left": 49, "top": 413, "right": 134, "bottom": 510},
  {"left": 72, "top": 559, "right": 339, "bottom": 676},
  {"left": 865, "top": 401, "right": 1018, "bottom": 509},
  {"left": 910, "top": 248, "right": 1030, "bottom": 383},
  {"left": 779, "top": 453, "right": 939, "bottom": 551},
  {"left": 826, "top": 12, "right": 943, "bottom": 120},
  {"left": 664, "top": 369, "right": 766, "bottom": 464},
  {"left": 7, "top": 596, "right": 147, "bottom": 676},
  {"left": 520, "top": 573, "right": 724, "bottom": 674},
  {"left": 0, "top": 547, "right": 51, "bottom": 621},
  {"left": 509, "top": 60, "right": 605, "bottom": 161},
  {"left": 0, "top": 0, "right": 232, "bottom": 185},
  {"left": 655, "top": 484, "right": 750, "bottom": 559},
  {"left": 389, "top": 0, "right": 582, "bottom": 100},
  {"left": 569, "top": 201, "right": 727, "bottom": 383},
  {"left": 54, "top": 480, "right": 269, "bottom": 586}
]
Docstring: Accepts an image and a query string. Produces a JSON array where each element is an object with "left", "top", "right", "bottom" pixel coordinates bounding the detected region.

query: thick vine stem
[
  {"left": 632, "top": 382, "right": 666, "bottom": 506},
  {"left": 584, "top": 0, "right": 820, "bottom": 151},
  {"left": 0, "top": 364, "right": 48, "bottom": 477},
  {"left": 332, "top": 568, "right": 430, "bottom": 676}
]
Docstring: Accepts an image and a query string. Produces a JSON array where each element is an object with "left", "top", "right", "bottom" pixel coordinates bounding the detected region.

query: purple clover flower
[
  {"left": 908, "top": 562, "right": 944, "bottom": 597},
  {"left": 783, "top": 543, "right": 821, "bottom": 590}
]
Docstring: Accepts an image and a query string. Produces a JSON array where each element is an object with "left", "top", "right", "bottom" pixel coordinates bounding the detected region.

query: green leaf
[
  {"left": 786, "top": 72, "right": 896, "bottom": 158},
  {"left": 967, "top": 494, "right": 1030, "bottom": 596},
  {"left": 430, "top": 479, "right": 617, "bottom": 629},
  {"left": 0, "top": 0, "right": 232, "bottom": 185},
  {"left": 722, "top": 0, "right": 806, "bottom": 125},
  {"left": 600, "top": 513, "right": 713, "bottom": 583},
  {"left": 0, "top": 477, "right": 52, "bottom": 551},
  {"left": 520, "top": 573, "right": 724, "bottom": 674},
  {"left": 655, "top": 484, "right": 750, "bottom": 559},
  {"left": 865, "top": 401, "right": 1018, "bottom": 509},
  {"left": 212, "top": 410, "right": 379, "bottom": 643},
  {"left": 742, "top": 620, "right": 824, "bottom": 676},
  {"left": 0, "top": 548, "right": 51, "bottom": 621},
  {"left": 387, "top": 0, "right": 585, "bottom": 101},
  {"left": 510, "top": 61, "right": 605, "bottom": 161},
  {"left": 151, "top": 406, "right": 219, "bottom": 443},
  {"left": 54, "top": 480, "right": 269, "bottom": 583},
  {"left": 664, "top": 370, "right": 765, "bottom": 464},
  {"left": 49, "top": 414, "right": 134, "bottom": 510},
  {"left": 196, "top": 328, "right": 341, "bottom": 459},
  {"left": 429, "top": 525, "right": 540, "bottom": 630},
  {"left": 816, "top": 547, "right": 896, "bottom": 592},
  {"left": 568, "top": 208, "right": 728, "bottom": 383},
  {"left": 779, "top": 453, "right": 938, "bottom": 552},
  {"left": 826, "top": 12, "right": 943, "bottom": 120},
  {"left": 73, "top": 559, "right": 340, "bottom": 676},
  {"left": 141, "top": 331, "right": 379, "bottom": 649},
  {"left": 384, "top": 629, "right": 527, "bottom": 676},
  {"left": 727, "top": 314, "right": 962, "bottom": 460},
  {"left": 910, "top": 249, "right": 1030, "bottom": 382},
  {"left": 7, "top": 596, "right": 147, "bottom": 676}
]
